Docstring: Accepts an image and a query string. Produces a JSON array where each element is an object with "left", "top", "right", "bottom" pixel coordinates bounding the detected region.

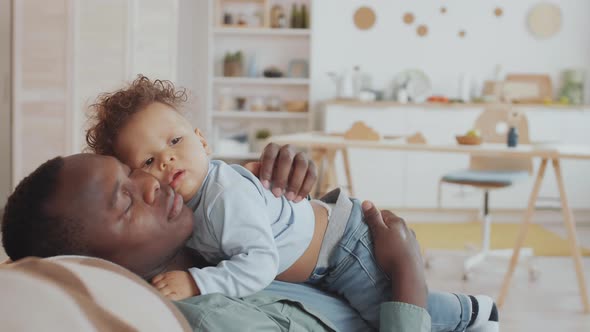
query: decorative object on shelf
[
  {"left": 494, "top": 7, "right": 503, "bottom": 17},
  {"left": 416, "top": 24, "right": 428, "bottom": 37},
  {"left": 217, "top": 133, "right": 249, "bottom": 155},
  {"left": 440, "top": 6, "right": 447, "bottom": 14},
  {"left": 250, "top": 11, "right": 263, "bottom": 27},
  {"left": 327, "top": 72, "right": 344, "bottom": 99},
  {"left": 284, "top": 100, "right": 308, "bottom": 113},
  {"left": 507, "top": 111, "right": 523, "bottom": 148},
  {"left": 249, "top": 97, "right": 265, "bottom": 112},
  {"left": 507, "top": 126, "right": 519, "bottom": 147},
  {"left": 456, "top": 129, "right": 482, "bottom": 146},
  {"left": 482, "top": 81, "right": 503, "bottom": 102},
  {"left": 288, "top": 59, "right": 309, "bottom": 78},
  {"left": 290, "top": 4, "right": 301, "bottom": 28},
  {"left": 235, "top": 96, "right": 247, "bottom": 111},
  {"left": 344, "top": 121, "right": 381, "bottom": 141},
  {"left": 270, "top": 5, "right": 285, "bottom": 28},
  {"left": 406, "top": 132, "right": 427, "bottom": 145},
  {"left": 218, "top": 88, "right": 234, "bottom": 111},
  {"left": 458, "top": 30, "right": 466, "bottom": 38},
  {"left": 427, "top": 96, "right": 450, "bottom": 103},
  {"left": 223, "top": 12, "right": 233, "bottom": 25},
  {"left": 253, "top": 129, "right": 272, "bottom": 152},
  {"left": 403, "top": 12, "right": 414, "bottom": 25},
  {"left": 223, "top": 51, "right": 244, "bottom": 77},
  {"left": 353, "top": 6, "right": 376, "bottom": 31},
  {"left": 396, "top": 83, "right": 409, "bottom": 104},
  {"left": 263, "top": 66, "right": 283, "bottom": 78},
  {"left": 527, "top": 3, "right": 562, "bottom": 39},
  {"left": 458, "top": 73, "right": 471, "bottom": 102},
  {"left": 504, "top": 74, "right": 552, "bottom": 103},
  {"left": 266, "top": 96, "right": 282, "bottom": 112},
  {"left": 359, "top": 90, "right": 377, "bottom": 102},
  {"left": 560, "top": 69, "right": 585, "bottom": 105},
  {"left": 393, "top": 69, "right": 432, "bottom": 103},
  {"left": 301, "top": 4, "right": 309, "bottom": 29},
  {"left": 247, "top": 53, "right": 258, "bottom": 77},
  {"left": 237, "top": 13, "right": 247, "bottom": 26}
]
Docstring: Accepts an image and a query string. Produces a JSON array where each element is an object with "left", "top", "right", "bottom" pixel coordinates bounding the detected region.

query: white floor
[
  {"left": 425, "top": 223, "right": 590, "bottom": 331},
  {"left": 1, "top": 225, "right": 590, "bottom": 331}
]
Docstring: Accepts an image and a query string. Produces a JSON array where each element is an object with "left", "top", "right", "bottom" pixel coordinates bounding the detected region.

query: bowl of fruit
[{"left": 456, "top": 129, "right": 482, "bottom": 145}]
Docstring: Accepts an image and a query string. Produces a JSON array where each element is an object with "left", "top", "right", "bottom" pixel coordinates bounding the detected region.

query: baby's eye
[
  {"left": 143, "top": 157, "right": 154, "bottom": 167},
  {"left": 171, "top": 137, "right": 182, "bottom": 145}
]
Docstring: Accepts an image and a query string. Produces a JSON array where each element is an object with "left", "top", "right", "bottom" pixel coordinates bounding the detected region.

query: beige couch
[{"left": 0, "top": 256, "right": 191, "bottom": 331}]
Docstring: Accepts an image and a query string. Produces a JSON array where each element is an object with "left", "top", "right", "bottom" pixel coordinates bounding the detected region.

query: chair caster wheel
[
  {"left": 528, "top": 267, "right": 540, "bottom": 282},
  {"left": 462, "top": 272, "right": 471, "bottom": 281}
]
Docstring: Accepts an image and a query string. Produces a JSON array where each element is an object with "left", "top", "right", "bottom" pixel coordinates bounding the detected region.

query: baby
[{"left": 86, "top": 76, "right": 498, "bottom": 331}]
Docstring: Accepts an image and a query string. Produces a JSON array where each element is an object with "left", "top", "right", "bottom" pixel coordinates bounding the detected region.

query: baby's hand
[{"left": 151, "top": 270, "right": 200, "bottom": 301}]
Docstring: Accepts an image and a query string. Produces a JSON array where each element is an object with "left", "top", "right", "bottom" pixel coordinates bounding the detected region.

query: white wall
[
  {"left": 0, "top": 0, "right": 11, "bottom": 206},
  {"left": 310, "top": 0, "right": 590, "bottom": 108},
  {"left": 308, "top": 0, "right": 590, "bottom": 209}
]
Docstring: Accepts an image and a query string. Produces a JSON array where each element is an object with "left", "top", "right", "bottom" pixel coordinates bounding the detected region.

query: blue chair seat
[{"left": 441, "top": 170, "right": 529, "bottom": 187}]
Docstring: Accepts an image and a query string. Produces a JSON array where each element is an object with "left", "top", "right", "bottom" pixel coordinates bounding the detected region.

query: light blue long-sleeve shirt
[{"left": 185, "top": 160, "right": 315, "bottom": 297}]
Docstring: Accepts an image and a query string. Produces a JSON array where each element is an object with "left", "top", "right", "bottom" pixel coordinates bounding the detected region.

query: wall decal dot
[
  {"left": 494, "top": 7, "right": 503, "bottom": 17},
  {"left": 528, "top": 3, "right": 561, "bottom": 39},
  {"left": 440, "top": 6, "right": 447, "bottom": 14},
  {"left": 417, "top": 25, "right": 428, "bottom": 37},
  {"left": 458, "top": 30, "right": 466, "bottom": 38},
  {"left": 403, "top": 13, "right": 415, "bottom": 25},
  {"left": 354, "top": 6, "right": 376, "bottom": 30}
]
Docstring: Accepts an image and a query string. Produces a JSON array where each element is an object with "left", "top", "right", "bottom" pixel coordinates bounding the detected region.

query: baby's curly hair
[{"left": 86, "top": 74, "right": 188, "bottom": 156}]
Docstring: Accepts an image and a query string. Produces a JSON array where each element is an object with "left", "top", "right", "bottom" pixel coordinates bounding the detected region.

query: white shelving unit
[
  {"left": 213, "top": 27, "right": 311, "bottom": 36},
  {"left": 206, "top": 0, "right": 312, "bottom": 161},
  {"left": 213, "top": 111, "right": 309, "bottom": 120},
  {"left": 213, "top": 77, "right": 310, "bottom": 85}
]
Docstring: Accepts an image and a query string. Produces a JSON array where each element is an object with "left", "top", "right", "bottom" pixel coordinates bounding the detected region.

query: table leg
[
  {"left": 497, "top": 158, "right": 548, "bottom": 308},
  {"left": 311, "top": 148, "right": 326, "bottom": 198},
  {"left": 341, "top": 148, "right": 354, "bottom": 197},
  {"left": 552, "top": 158, "right": 590, "bottom": 313},
  {"left": 323, "top": 149, "right": 338, "bottom": 195}
]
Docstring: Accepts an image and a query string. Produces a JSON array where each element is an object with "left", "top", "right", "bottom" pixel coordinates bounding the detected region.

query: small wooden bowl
[
  {"left": 285, "top": 100, "right": 308, "bottom": 113},
  {"left": 456, "top": 135, "right": 482, "bottom": 145}
]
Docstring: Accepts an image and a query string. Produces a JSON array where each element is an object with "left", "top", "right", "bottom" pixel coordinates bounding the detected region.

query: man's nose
[
  {"left": 159, "top": 155, "right": 176, "bottom": 171},
  {"left": 130, "top": 169, "right": 160, "bottom": 205}
]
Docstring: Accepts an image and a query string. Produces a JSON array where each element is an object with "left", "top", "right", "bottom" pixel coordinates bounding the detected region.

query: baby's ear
[{"left": 194, "top": 128, "right": 212, "bottom": 155}]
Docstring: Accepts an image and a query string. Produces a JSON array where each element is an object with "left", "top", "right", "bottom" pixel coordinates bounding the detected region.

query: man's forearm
[{"left": 390, "top": 270, "right": 427, "bottom": 309}]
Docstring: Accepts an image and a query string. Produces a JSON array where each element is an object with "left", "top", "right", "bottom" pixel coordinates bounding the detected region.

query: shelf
[
  {"left": 213, "top": 110, "right": 309, "bottom": 120},
  {"left": 214, "top": 77, "right": 310, "bottom": 85},
  {"left": 324, "top": 99, "right": 590, "bottom": 110},
  {"left": 212, "top": 152, "right": 261, "bottom": 160},
  {"left": 214, "top": 27, "right": 311, "bottom": 36}
]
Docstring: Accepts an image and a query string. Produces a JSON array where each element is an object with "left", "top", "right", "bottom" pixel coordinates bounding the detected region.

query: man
[{"left": 2, "top": 145, "right": 431, "bottom": 331}]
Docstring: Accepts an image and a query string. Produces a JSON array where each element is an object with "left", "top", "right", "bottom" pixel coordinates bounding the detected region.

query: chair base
[{"left": 462, "top": 247, "right": 538, "bottom": 282}]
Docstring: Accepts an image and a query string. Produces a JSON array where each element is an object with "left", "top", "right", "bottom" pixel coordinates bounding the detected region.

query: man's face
[{"left": 49, "top": 154, "right": 194, "bottom": 277}]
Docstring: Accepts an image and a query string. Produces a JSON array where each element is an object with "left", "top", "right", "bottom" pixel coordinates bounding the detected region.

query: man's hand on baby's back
[
  {"left": 362, "top": 201, "right": 428, "bottom": 309},
  {"left": 244, "top": 143, "right": 317, "bottom": 202},
  {"left": 151, "top": 270, "right": 200, "bottom": 301}
]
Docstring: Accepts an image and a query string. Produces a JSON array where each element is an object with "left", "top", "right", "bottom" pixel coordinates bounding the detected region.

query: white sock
[{"left": 466, "top": 295, "right": 499, "bottom": 332}]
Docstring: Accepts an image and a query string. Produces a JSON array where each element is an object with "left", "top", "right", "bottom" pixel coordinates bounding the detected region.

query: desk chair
[{"left": 437, "top": 107, "right": 536, "bottom": 280}]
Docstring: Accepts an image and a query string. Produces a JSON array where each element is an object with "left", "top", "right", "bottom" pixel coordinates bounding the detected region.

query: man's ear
[{"left": 194, "top": 128, "right": 212, "bottom": 155}]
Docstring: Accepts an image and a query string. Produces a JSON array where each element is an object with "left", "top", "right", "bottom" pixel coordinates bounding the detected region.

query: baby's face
[{"left": 114, "top": 102, "right": 211, "bottom": 201}]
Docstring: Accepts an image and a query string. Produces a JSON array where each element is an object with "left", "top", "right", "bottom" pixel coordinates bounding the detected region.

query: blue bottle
[{"left": 507, "top": 126, "right": 518, "bottom": 147}]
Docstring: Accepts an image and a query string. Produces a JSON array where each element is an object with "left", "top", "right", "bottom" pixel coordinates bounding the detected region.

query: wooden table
[{"left": 271, "top": 132, "right": 590, "bottom": 313}]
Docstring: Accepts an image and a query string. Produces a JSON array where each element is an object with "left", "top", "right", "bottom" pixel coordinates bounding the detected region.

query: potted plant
[
  {"left": 253, "top": 129, "right": 271, "bottom": 152},
  {"left": 223, "top": 51, "right": 244, "bottom": 77}
]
